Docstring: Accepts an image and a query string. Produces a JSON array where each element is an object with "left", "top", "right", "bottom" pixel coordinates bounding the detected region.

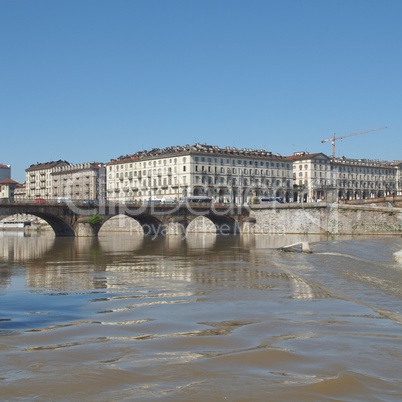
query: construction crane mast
[{"left": 321, "top": 126, "right": 387, "bottom": 158}]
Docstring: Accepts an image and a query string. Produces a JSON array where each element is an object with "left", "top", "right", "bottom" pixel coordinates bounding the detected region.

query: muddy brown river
[{"left": 1, "top": 232, "right": 402, "bottom": 401}]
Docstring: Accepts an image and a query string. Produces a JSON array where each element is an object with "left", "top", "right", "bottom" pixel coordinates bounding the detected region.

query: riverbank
[{"left": 249, "top": 203, "right": 402, "bottom": 235}]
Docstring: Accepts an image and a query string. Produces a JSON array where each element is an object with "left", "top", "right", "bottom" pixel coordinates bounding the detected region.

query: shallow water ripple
[{"left": 1, "top": 234, "right": 402, "bottom": 401}]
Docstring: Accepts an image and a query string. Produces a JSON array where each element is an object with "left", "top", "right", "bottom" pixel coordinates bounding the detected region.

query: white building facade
[
  {"left": 51, "top": 163, "right": 106, "bottom": 202},
  {"left": 395, "top": 162, "right": 402, "bottom": 195},
  {"left": 289, "top": 152, "right": 402, "bottom": 202},
  {"left": 25, "top": 160, "right": 105, "bottom": 201},
  {"left": 288, "top": 152, "right": 332, "bottom": 202},
  {"left": 331, "top": 157, "right": 399, "bottom": 200},
  {"left": 25, "top": 160, "right": 70, "bottom": 200},
  {"left": 106, "top": 144, "right": 294, "bottom": 204},
  {"left": 0, "top": 179, "right": 19, "bottom": 201}
]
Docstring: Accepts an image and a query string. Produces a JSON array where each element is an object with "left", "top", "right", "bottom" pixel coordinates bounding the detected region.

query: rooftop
[
  {"left": 0, "top": 178, "right": 19, "bottom": 185},
  {"left": 26, "top": 160, "right": 70, "bottom": 171},
  {"left": 109, "top": 143, "right": 283, "bottom": 164}
]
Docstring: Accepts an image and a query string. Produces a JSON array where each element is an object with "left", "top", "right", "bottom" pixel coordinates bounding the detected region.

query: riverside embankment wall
[{"left": 249, "top": 204, "right": 402, "bottom": 235}]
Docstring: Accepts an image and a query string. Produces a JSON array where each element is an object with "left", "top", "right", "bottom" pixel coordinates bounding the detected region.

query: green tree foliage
[{"left": 87, "top": 213, "right": 103, "bottom": 225}]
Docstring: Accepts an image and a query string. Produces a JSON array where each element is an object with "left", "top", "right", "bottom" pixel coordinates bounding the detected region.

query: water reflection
[
  {"left": 0, "top": 232, "right": 330, "bottom": 295},
  {"left": 98, "top": 233, "right": 144, "bottom": 253},
  {"left": 0, "top": 232, "right": 55, "bottom": 262},
  {"left": 2, "top": 233, "right": 402, "bottom": 402},
  {"left": 3, "top": 232, "right": 395, "bottom": 299},
  {"left": 0, "top": 231, "right": 332, "bottom": 265},
  {"left": 185, "top": 233, "right": 217, "bottom": 249}
]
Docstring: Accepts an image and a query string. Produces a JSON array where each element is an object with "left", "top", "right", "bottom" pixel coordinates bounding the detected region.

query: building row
[
  {"left": 23, "top": 161, "right": 106, "bottom": 201},
  {"left": 0, "top": 163, "right": 19, "bottom": 201},
  {"left": 1, "top": 144, "right": 402, "bottom": 204}
]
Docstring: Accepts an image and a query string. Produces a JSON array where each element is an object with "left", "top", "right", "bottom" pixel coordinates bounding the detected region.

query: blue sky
[{"left": 1, "top": 0, "right": 401, "bottom": 183}]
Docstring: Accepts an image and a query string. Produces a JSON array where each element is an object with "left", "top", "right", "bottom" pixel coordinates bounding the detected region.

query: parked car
[
  {"left": 83, "top": 200, "right": 96, "bottom": 206},
  {"left": 57, "top": 197, "right": 71, "bottom": 203},
  {"left": 34, "top": 198, "right": 46, "bottom": 204}
]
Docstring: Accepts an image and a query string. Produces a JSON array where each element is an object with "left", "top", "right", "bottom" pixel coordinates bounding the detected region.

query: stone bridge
[{"left": 0, "top": 202, "right": 253, "bottom": 237}]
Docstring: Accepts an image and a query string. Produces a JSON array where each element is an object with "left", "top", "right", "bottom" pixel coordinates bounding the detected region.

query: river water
[{"left": 1, "top": 231, "right": 402, "bottom": 401}]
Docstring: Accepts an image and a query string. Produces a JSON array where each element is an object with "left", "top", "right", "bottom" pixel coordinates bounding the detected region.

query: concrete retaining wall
[{"left": 249, "top": 204, "right": 402, "bottom": 235}]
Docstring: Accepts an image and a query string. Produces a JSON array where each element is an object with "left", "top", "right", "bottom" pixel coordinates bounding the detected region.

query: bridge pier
[
  {"left": 239, "top": 217, "right": 257, "bottom": 234},
  {"left": 165, "top": 218, "right": 188, "bottom": 236},
  {"left": 74, "top": 221, "right": 102, "bottom": 237}
]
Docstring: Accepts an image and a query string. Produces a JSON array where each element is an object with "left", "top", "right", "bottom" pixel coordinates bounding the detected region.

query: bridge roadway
[{"left": 0, "top": 201, "right": 252, "bottom": 237}]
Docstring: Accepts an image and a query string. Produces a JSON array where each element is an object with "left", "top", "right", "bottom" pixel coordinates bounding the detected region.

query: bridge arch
[
  {"left": 187, "top": 214, "right": 239, "bottom": 235},
  {"left": 100, "top": 214, "right": 165, "bottom": 236},
  {"left": 100, "top": 215, "right": 144, "bottom": 235},
  {"left": 0, "top": 211, "right": 75, "bottom": 236},
  {"left": 33, "top": 212, "right": 76, "bottom": 236},
  {"left": 132, "top": 215, "right": 165, "bottom": 235}
]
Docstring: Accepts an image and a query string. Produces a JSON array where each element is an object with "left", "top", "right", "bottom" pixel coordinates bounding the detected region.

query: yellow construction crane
[{"left": 321, "top": 126, "right": 387, "bottom": 158}]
